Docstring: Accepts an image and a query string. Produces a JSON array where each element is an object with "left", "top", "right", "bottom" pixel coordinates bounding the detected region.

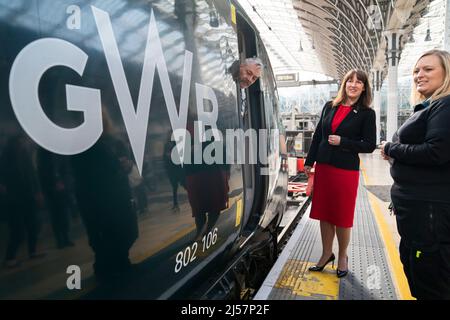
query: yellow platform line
[{"left": 360, "top": 163, "right": 414, "bottom": 300}]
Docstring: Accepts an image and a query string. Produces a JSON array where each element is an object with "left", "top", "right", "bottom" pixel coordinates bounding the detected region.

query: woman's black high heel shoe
[
  {"left": 308, "top": 253, "right": 335, "bottom": 272},
  {"left": 336, "top": 256, "right": 348, "bottom": 278}
]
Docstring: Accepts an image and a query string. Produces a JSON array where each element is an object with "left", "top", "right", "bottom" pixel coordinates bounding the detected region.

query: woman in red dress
[{"left": 304, "top": 70, "right": 376, "bottom": 277}]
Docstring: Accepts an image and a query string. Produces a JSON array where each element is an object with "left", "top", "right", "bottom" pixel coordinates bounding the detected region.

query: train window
[
  {"left": 234, "top": 13, "right": 263, "bottom": 231},
  {"left": 256, "top": 38, "right": 283, "bottom": 194}
]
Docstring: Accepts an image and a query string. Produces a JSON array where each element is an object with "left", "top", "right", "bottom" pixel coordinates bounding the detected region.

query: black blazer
[{"left": 305, "top": 101, "right": 376, "bottom": 171}]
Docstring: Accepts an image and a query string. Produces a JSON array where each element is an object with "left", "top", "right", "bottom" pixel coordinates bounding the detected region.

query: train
[{"left": 0, "top": 0, "right": 288, "bottom": 299}]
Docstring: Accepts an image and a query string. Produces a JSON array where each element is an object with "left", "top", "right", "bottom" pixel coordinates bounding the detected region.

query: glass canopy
[{"left": 237, "top": 0, "right": 446, "bottom": 82}]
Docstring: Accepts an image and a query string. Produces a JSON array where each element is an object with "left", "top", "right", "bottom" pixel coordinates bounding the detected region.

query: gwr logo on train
[{"left": 9, "top": 6, "right": 219, "bottom": 175}]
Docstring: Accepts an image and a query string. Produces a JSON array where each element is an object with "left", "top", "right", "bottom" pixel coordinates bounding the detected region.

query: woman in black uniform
[{"left": 381, "top": 49, "right": 450, "bottom": 299}]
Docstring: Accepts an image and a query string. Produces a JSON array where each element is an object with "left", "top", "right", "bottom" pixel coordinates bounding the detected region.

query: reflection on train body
[{"left": 0, "top": 0, "right": 287, "bottom": 299}]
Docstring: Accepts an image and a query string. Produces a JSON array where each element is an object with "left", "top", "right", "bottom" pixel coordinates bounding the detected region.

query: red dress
[{"left": 309, "top": 105, "right": 359, "bottom": 228}]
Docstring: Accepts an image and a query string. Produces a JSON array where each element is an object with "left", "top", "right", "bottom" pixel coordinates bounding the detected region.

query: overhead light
[
  {"left": 424, "top": 18, "right": 431, "bottom": 41},
  {"left": 424, "top": 28, "right": 431, "bottom": 41}
]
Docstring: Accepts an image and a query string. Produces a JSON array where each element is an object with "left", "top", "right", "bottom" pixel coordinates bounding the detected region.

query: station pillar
[
  {"left": 372, "top": 69, "right": 382, "bottom": 144},
  {"left": 384, "top": 30, "right": 403, "bottom": 141},
  {"left": 445, "top": 0, "right": 450, "bottom": 51}
]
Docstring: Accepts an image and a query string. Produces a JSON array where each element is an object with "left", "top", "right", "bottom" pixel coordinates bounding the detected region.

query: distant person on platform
[
  {"left": 381, "top": 49, "right": 450, "bottom": 300},
  {"left": 304, "top": 69, "right": 376, "bottom": 278}
]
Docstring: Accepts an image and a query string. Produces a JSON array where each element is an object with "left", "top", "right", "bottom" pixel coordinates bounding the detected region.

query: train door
[
  {"left": 235, "top": 18, "right": 286, "bottom": 234},
  {"left": 235, "top": 14, "right": 261, "bottom": 233},
  {"left": 237, "top": 11, "right": 270, "bottom": 235}
]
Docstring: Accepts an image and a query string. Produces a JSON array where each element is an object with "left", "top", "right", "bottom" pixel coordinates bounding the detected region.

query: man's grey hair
[{"left": 243, "top": 57, "right": 264, "bottom": 69}]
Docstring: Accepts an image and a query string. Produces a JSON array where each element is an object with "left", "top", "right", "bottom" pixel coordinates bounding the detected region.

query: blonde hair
[
  {"left": 411, "top": 49, "right": 450, "bottom": 105},
  {"left": 332, "top": 69, "right": 372, "bottom": 108}
]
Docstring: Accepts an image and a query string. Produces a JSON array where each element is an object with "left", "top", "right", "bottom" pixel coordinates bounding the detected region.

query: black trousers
[{"left": 391, "top": 195, "right": 450, "bottom": 300}]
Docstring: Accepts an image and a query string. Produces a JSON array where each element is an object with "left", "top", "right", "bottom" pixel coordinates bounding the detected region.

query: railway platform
[{"left": 255, "top": 150, "right": 413, "bottom": 300}]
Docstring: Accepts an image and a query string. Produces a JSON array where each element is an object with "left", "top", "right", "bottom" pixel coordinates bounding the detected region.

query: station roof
[{"left": 238, "top": 0, "right": 443, "bottom": 82}]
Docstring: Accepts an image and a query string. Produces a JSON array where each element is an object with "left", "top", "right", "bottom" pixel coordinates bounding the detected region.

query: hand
[
  {"left": 304, "top": 165, "right": 312, "bottom": 175},
  {"left": 380, "top": 141, "right": 390, "bottom": 160},
  {"left": 328, "top": 135, "right": 341, "bottom": 146}
]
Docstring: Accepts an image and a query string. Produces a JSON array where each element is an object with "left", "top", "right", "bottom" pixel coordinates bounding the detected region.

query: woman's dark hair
[{"left": 332, "top": 69, "right": 372, "bottom": 108}]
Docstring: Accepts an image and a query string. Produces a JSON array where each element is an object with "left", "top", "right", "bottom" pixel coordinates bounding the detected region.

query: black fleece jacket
[
  {"left": 305, "top": 101, "right": 376, "bottom": 171},
  {"left": 384, "top": 95, "right": 450, "bottom": 202}
]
